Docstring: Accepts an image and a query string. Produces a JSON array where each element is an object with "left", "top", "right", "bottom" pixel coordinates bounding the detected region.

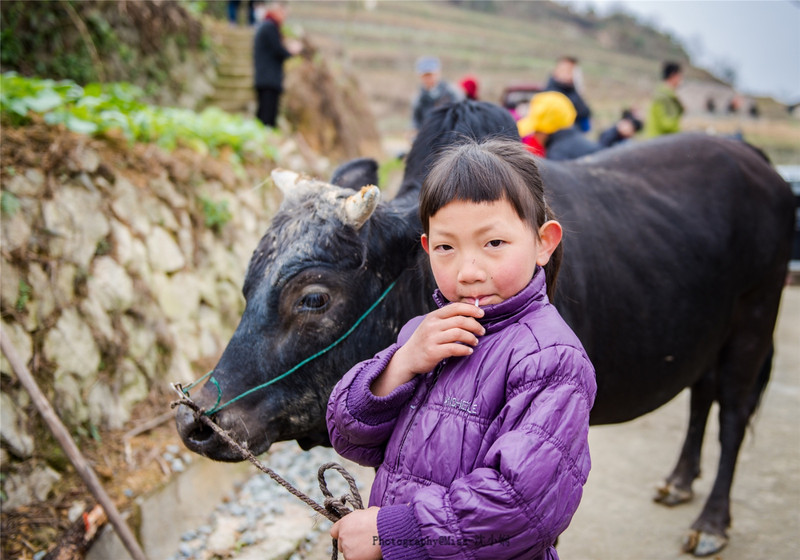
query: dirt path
[{"left": 557, "top": 285, "right": 800, "bottom": 559}]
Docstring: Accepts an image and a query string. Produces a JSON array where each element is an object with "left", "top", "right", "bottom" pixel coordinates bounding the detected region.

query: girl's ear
[
  {"left": 420, "top": 233, "right": 430, "bottom": 255},
  {"left": 536, "top": 220, "right": 563, "bottom": 266}
]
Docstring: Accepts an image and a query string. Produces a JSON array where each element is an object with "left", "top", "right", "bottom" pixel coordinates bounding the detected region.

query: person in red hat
[
  {"left": 459, "top": 75, "right": 479, "bottom": 100},
  {"left": 253, "top": 1, "right": 302, "bottom": 127}
]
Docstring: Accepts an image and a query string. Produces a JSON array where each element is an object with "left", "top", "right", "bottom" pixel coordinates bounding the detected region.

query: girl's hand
[
  {"left": 372, "top": 303, "right": 484, "bottom": 396},
  {"left": 398, "top": 302, "right": 485, "bottom": 373},
  {"left": 330, "top": 507, "right": 382, "bottom": 560}
]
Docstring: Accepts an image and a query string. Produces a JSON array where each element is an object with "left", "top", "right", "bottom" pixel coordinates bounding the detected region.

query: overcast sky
[{"left": 560, "top": 0, "right": 800, "bottom": 104}]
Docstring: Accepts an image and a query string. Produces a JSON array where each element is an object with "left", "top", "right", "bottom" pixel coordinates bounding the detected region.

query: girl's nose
[{"left": 457, "top": 257, "right": 487, "bottom": 283}]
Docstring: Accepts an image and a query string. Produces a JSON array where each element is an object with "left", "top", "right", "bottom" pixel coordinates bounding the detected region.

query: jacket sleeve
[
  {"left": 378, "top": 344, "right": 596, "bottom": 560},
  {"left": 327, "top": 319, "right": 424, "bottom": 467}
]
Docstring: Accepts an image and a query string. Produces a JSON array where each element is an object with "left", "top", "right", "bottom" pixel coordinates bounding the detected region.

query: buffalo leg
[
  {"left": 683, "top": 336, "right": 774, "bottom": 557},
  {"left": 655, "top": 371, "right": 715, "bottom": 506}
]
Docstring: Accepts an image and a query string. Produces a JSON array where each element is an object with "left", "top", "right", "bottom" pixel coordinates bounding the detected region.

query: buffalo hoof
[
  {"left": 653, "top": 482, "right": 693, "bottom": 506},
  {"left": 682, "top": 529, "right": 728, "bottom": 557}
]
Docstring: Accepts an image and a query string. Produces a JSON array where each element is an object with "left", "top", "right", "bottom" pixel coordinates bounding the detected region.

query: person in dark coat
[
  {"left": 227, "top": 0, "right": 256, "bottom": 26},
  {"left": 410, "top": 56, "right": 464, "bottom": 133},
  {"left": 253, "top": 2, "right": 300, "bottom": 127},
  {"left": 544, "top": 56, "right": 593, "bottom": 133},
  {"left": 517, "top": 91, "right": 601, "bottom": 161},
  {"left": 597, "top": 108, "right": 643, "bottom": 148},
  {"left": 547, "top": 126, "right": 602, "bottom": 161}
]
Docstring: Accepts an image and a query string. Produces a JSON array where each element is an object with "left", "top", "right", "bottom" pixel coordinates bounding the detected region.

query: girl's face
[{"left": 421, "top": 198, "right": 561, "bottom": 306}]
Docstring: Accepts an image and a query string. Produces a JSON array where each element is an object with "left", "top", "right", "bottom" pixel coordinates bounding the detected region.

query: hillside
[
  {"left": 286, "top": 0, "right": 798, "bottom": 162},
  {"left": 288, "top": 0, "right": 689, "bottom": 130}
]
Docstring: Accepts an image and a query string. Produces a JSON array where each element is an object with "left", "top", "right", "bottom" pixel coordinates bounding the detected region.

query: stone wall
[{"left": 0, "top": 126, "right": 292, "bottom": 498}]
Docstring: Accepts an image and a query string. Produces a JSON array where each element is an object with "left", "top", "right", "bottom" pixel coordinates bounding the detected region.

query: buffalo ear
[
  {"left": 330, "top": 158, "right": 379, "bottom": 191},
  {"left": 342, "top": 185, "right": 380, "bottom": 230}
]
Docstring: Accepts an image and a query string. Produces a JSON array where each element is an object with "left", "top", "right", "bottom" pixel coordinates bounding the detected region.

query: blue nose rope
[{"left": 177, "top": 279, "right": 398, "bottom": 415}]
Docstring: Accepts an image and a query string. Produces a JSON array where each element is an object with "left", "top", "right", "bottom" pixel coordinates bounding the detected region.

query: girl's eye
[
  {"left": 435, "top": 244, "right": 453, "bottom": 252},
  {"left": 297, "top": 292, "right": 330, "bottom": 312},
  {"left": 487, "top": 239, "right": 505, "bottom": 248}
]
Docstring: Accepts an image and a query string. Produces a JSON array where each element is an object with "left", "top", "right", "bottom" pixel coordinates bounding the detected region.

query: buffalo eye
[{"left": 297, "top": 292, "right": 330, "bottom": 312}]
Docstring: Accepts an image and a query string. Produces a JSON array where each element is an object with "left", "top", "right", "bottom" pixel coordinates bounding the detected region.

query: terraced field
[{"left": 287, "top": 0, "right": 798, "bottom": 162}]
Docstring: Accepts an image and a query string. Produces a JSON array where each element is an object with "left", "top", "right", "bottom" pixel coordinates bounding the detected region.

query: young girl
[{"left": 327, "top": 138, "right": 596, "bottom": 560}]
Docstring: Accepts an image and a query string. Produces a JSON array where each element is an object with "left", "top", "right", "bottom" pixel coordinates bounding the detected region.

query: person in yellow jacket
[
  {"left": 517, "top": 91, "right": 600, "bottom": 160},
  {"left": 645, "top": 61, "right": 684, "bottom": 137}
]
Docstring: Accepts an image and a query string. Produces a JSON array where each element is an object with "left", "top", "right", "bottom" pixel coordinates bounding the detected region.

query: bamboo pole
[{"left": 0, "top": 328, "right": 148, "bottom": 560}]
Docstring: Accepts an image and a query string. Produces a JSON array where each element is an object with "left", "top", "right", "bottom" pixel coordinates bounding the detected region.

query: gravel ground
[{"left": 165, "top": 443, "right": 374, "bottom": 560}]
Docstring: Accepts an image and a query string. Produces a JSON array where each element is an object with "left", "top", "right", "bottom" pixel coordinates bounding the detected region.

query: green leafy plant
[
  {"left": 16, "top": 280, "right": 32, "bottom": 313},
  {"left": 378, "top": 156, "right": 405, "bottom": 192},
  {"left": 199, "top": 196, "right": 233, "bottom": 232},
  {"left": 1, "top": 191, "right": 21, "bottom": 216},
  {"left": 0, "top": 72, "right": 279, "bottom": 161}
]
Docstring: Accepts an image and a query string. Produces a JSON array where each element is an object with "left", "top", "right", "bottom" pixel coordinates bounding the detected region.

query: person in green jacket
[{"left": 645, "top": 61, "right": 684, "bottom": 137}]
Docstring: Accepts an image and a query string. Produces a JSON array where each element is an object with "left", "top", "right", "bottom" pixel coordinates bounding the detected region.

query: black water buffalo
[{"left": 176, "top": 101, "right": 794, "bottom": 556}]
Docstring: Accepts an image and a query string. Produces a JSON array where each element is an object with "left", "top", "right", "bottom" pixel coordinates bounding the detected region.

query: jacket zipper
[{"left": 394, "top": 360, "right": 445, "bottom": 471}]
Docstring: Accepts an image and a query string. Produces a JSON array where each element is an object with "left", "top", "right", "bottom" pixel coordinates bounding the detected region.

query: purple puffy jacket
[{"left": 327, "top": 270, "right": 596, "bottom": 560}]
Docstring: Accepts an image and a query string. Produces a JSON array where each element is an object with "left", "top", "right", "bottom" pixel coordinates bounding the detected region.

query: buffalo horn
[{"left": 343, "top": 185, "right": 380, "bottom": 230}]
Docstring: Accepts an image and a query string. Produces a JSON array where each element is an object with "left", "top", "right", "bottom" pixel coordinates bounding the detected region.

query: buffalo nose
[{"left": 175, "top": 403, "right": 216, "bottom": 451}]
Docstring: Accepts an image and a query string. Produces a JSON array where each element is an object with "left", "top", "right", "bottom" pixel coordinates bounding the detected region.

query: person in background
[
  {"left": 598, "top": 108, "right": 643, "bottom": 148},
  {"left": 727, "top": 94, "right": 743, "bottom": 114},
  {"left": 517, "top": 91, "right": 601, "bottom": 160},
  {"left": 252, "top": 1, "right": 301, "bottom": 127},
  {"left": 327, "top": 137, "right": 595, "bottom": 560},
  {"left": 228, "top": 0, "right": 257, "bottom": 26},
  {"left": 410, "top": 56, "right": 463, "bottom": 133},
  {"left": 459, "top": 74, "right": 479, "bottom": 100},
  {"left": 644, "top": 61, "right": 684, "bottom": 137},
  {"left": 544, "top": 56, "right": 593, "bottom": 133}
]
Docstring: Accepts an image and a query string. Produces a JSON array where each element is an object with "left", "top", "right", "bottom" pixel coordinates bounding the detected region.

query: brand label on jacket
[{"left": 443, "top": 395, "right": 478, "bottom": 415}]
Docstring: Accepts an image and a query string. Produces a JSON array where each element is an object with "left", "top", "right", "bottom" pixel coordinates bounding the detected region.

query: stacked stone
[{"left": 0, "top": 135, "right": 288, "bottom": 508}]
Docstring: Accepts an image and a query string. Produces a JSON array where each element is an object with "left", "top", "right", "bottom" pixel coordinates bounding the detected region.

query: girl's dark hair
[{"left": 419, "top": 137, "right": 563, "bottom": 299}]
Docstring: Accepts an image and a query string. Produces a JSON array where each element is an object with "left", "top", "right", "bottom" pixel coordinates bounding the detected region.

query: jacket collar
[{"left": 431, "top": 267, "right": 548, "bottom": 334}]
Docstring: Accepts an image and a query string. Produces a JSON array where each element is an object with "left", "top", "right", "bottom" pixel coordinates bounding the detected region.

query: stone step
[
  {"left": 204, "top": 20, "right": 262, "bottom": 115},
  {"left": 216, "top": 25, "right": 255, "bottom": 38},
  {"left": 219, "top": 37, "right": 255, "bottom": 50},
  {"left": 216, "top": 66, "right": 252, "bottom": 78},
  {"left": 211, "top": 84, "right": 255, "bottom": 99},
  {"left": 214, "top": 74, "right": 254, "bottom": 89},
  {"left": 216, "top": 50, "right": 251, "bottom": 62},
  {"left": 217, "top": 64, "right": 253, "bottom": 79},
  {"left": 206, "top": 19, "right": 259, "bottom": 110}
]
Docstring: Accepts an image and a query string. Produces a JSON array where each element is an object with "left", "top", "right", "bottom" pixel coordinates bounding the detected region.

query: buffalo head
[{"left": 175, "top": 164, "right": 424, "bottom": 460}]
